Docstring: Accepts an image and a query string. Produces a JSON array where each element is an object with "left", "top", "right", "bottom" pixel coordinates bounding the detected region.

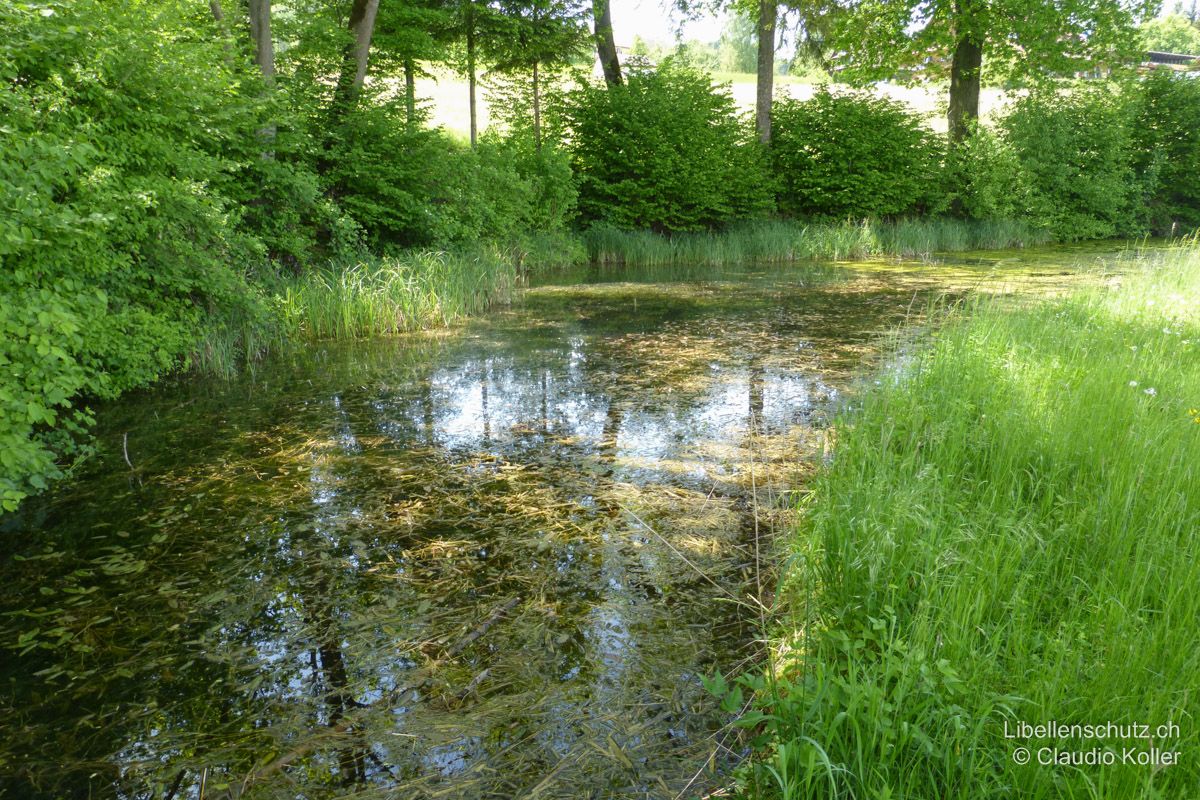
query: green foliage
[
  {"left": 562, "top": 60, "right": 775, "bottom": 231},
  {"left": 944, "top": 122, "right": 1032, "bottom": 221},
  {"left": 1129, "top": 71, "right": 1200, "bottom": 234},
  {"left": 827, "top": 0, "right": 1147, "bottom": 89},
  {"left": 718, "top": 13, "right": 758, "bottom": 74},
  {"left": 329, "top": 103, "right": 577, "bottom": 249},
  {"left": 0, "top": 0, "right": 273, "bottom": 510},
  {"left": 771, "top": 89, "right": 945, "bottom": 219},
  {"left": 739, "top": 243, "right": 1200, "bottom": 798},
  {"left": 1001, "top": 86, "right": 1142, "bottom": 240},
  {"left": 1140, "top": 13, "right": 1200, "bottom": 54}
]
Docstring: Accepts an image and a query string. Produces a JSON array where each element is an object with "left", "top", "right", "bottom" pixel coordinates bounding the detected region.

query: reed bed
[
  {"left": 274, "top": 250, "right": 519, "bottom": 341},
  {"left": 585, "top": 218, "right": 1047, "bottom": 266},
  {"left": 728, "top": 240, "right": 1200, "bottom": 798}
]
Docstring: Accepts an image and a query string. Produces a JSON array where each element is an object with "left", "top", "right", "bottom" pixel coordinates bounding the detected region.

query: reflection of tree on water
[{"left": 0, "top": 264, "right": 999, "bottom": 798}]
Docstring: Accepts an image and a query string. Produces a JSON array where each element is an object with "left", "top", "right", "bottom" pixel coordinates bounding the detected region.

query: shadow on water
[{"left": 0, "top": 247, "right": 1136, "bottom": 799}]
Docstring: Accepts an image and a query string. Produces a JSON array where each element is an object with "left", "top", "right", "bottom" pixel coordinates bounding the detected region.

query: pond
[{"left": 0, "top": 247, "right": 1131, "bottom": 799}]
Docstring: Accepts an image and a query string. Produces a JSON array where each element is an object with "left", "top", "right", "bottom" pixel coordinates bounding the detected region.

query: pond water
[{"left": 0, "top": 248, "right": 1132, "bottom": 799}]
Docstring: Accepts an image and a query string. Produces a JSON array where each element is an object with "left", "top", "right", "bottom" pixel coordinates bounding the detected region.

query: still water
[{"left": 0, "top": 251, "right": 1123, "bottom": 799}]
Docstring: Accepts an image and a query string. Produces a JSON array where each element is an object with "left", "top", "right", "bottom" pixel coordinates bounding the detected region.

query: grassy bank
[
  {"left": 585, "top": 218, "right": 1048, "bottom": 266},
  {"left": 726, "top": 241, "right": 1200, "bottom": 797}
]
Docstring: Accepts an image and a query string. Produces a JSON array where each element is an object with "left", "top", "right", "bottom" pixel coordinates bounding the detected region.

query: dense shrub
[
  {"left": 1001, "top": 86, "right": 1142, "bottom": 241},
  {"left": 1129, "top": 71, "right": 1200, "bottom": 234},
  {"left": 944, "top": 123, "right": 1033, "bottom": 221},
  {"left": 770, "top": 89, "right": 945, "bottom": 219},
  {"left": 561, "top": 59, "right": 775, "bottom": 231},
  {"left": 329, "top": 103, "right": 576, "bottom": 248},
  {"left": 0, "top": 1, "right": 274, "bottom": 510}
]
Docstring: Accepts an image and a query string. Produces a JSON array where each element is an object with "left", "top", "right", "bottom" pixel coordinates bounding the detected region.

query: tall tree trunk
[
  {"left": 248, "top": 0, "right": 275, "bottom": 86},
  {"left": 331, "top": 0, "right": 381, "bottom": 116},
  {"left": 532, "top": 60, "right": 542, "bottom": 152},
  {"left": 467, "top": 14, "right": 478, "bottom": 148},
  {"left": 947, "top": 0, "right": 983, "bottom": 143},
  {"left": 248, "top": 0, "right": 276, "bottom": 155},
  {"left": 208, "top": 0, "right": 235, "bottom": 67},
  {"left": 592, "top": 0, "right": 622, "bottom": 86},
  {"left": 405, "top": 58, "right": 417, "bottom": 130},
  {"left": 755, "top": 0, "right": 777, "bottom": 144}
]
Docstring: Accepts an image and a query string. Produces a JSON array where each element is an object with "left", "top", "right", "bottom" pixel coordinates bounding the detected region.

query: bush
[
  {"left": 1129, "top": 71, "right": 1200, "bottom": 234},
  {"left": 770, "top": 89, "right": 945, "bottom": 219},
  {"left": 1001, "top": 86, "right": 1142, "bottom": 241},
  {"left": 561, "top": 59, "right": 775, "bottom": 232},
  {"left": 945, "top": 123, "right": 1033, "bottom": 221},
  {"left": 0, "top": 1, "right": 273, "bottom": 510},
  {"left": 329, "top": 103, "right": 576, "bottom": 248}
]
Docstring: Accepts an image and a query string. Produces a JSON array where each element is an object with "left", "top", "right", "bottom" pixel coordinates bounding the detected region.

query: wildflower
[
  {"left": 1144, "top": 387, "right": 1157, "bottom": 397},
  {"left": 1190, "top": 408, "right": 1200, "bottom": 424},
  {"left": 1130, "top": 345, "right": 1138, "bottom": 352},
  {"left": 1129, "top": 380, "right": 1139, "bottom": 388}
]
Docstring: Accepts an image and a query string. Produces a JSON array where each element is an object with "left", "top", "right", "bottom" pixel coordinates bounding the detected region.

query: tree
[
  {"left": 373, "top": 0, "right": 459, "bottom": 128},
  {"left": 1141, "top": 13, "right": 1200, "bottom": 53},
  {"left": 718, "top": 12, "right": 757, "bottom": 73},
  {"left": 823, "top": 0, "right": 1155, "bottom": 142},
  {"left": 249, "top": 0, "right": 275, "bottom": 86},
  {"left": 491, "top": 0, "right": 591, "bottom": 148},
  {"left": 453, "top": 0, "right": 506, "bottom": 146},
  {"left": 755, "top": 0, "right": 777, "bottom": 142},
  {"left": 330, "top": 0, "right": 381, "bottom": 119},
  {"left": 593, "top": 0, "right": 623, "bottom": 84}
]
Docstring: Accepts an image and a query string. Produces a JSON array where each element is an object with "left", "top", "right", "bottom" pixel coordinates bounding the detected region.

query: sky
[
  {"left": 605, "top": 0, "right": 1187, "bottom": 50},
  {"left": 607, "top": 0, "right": 727, "bottom": 47}
]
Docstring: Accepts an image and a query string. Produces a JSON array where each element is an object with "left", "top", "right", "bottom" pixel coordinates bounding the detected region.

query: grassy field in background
[
  {"left": 722, "top": 240, "right": 1200, "bottom": 798},
  {"left": 402, "top": 70, "right": 1010, "bottom": 136}
]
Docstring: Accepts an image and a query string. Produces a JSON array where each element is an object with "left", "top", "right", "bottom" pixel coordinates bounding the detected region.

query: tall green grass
[
  {"left": 275, "top": 249, "right": 519, "bottom": 340},
  {"left": 727, "top": 241, "right": 1200, "bottom": 798},
  {"left": 585, "top": 218, "right": 1048, "bottom": 266},
  {"left": 192, "top": 249, "right": 520, "bottom": 375}
]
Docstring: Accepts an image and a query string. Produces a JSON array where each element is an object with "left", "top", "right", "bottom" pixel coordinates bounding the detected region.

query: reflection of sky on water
[{"left": 1, "top": 263, "right": 1006, "bottom": 800}]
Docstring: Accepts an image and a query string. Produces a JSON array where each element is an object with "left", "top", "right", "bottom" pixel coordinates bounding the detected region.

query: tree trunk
[
  {"left": 208, "top": 0, "right": 235, "bottom": 67},
  {"left": 947, "top": 0, "right": 983, "bottom": 143},
  {"left": 248, "top": 0, "right": 275, "bottom": 86},
  {"left": 248, "top": 0, "right": 276, "bottom": 155},
  {"left": 593, "top": 0, "right": 622, "bottom": 86},
  {"left": 532, "top": 60, "right": 542, "bottom": 151},
  {"left": 405, "top": 59, "right": 417, "bottom": 130},
  {"left": 467, "top": 16, "right": 478, "bottom": 148},
  {"left": 755, "top": 0, "right": 776, "bottom": 144},
  {"left": 331, "top": 0, "right": 381, "bottom": 115}
]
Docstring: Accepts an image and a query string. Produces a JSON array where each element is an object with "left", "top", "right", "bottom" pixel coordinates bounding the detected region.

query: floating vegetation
[{"left": 0, "top": 247, "right": 1143, "bottom": 799}]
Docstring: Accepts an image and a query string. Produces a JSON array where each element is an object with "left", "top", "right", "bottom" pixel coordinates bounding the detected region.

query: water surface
[{"left": 0, "top": 248, "right": 1133, "bottom": 799}]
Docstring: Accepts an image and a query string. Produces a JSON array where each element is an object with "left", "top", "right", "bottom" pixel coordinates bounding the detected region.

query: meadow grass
[
  {"left": 727, "top": 240, "right": 1200, "bottom": 798},
  {"left": 584, "top": 218, "right": 1047, "bottom": 267}
]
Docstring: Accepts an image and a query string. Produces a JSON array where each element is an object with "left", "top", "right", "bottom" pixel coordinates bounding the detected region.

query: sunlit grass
[
  {"left": 192, "top": 249, "right": 522, "bottom": 376},
  {"left": 275, "top": 250, "right": 519, "bottom": 340},
  {"left": 730, "top": 239, "right": 1200, "bottom": 799},
  {"left": 584, "top": 218, "right": 1047, "bottom": 267}
]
